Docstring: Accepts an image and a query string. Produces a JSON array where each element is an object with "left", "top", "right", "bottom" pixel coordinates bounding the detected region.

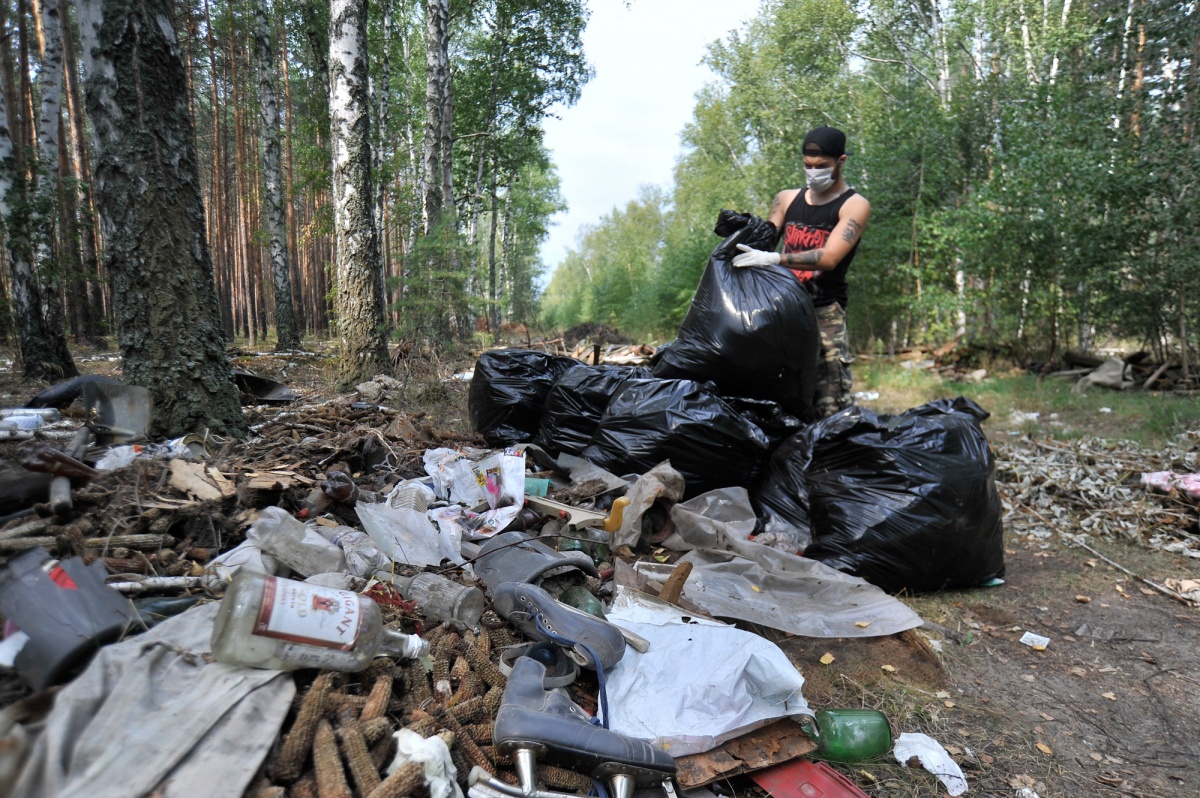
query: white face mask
[{"left": 805, "top": 166, "right": 836, "bottom": 193}]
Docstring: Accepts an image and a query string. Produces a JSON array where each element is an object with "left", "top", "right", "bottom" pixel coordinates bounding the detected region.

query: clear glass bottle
[
  {"left": 374, "top": 570, "right": 485, "bottom": 629},
  {"left": 210, "top": 571, "right": 428, "bottom": 672}
]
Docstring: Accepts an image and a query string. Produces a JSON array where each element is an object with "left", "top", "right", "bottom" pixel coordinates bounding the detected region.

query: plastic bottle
[
  {"left": 800, "top": 708, "right": 893, "bottom": 763},
  {"left": 390, "top": 479, "right": 434, "bottom": 512},
  {"left": 245, "top": 507, "right": 347, "bottom": 577},
  {"left": 210, "top": 571, "right": 428, "bottom": 672},
  {"left": 375, "top": 570, "right": 485, "bottom": 629},
  {"left": 317, "top": 525, "right": 392, "bottom": 577}
]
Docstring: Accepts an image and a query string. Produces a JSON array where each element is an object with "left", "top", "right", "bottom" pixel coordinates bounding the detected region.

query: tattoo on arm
[
  {"left": 783, "top": 249, "right": 824, "bottom": 267},
  {"left": 842, "top": 218, "right": 863, "bottom": 244}
]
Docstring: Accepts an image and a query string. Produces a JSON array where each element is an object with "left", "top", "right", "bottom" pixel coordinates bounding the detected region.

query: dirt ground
[{"left": 1, "top": 344, "right": 1198, "bottom": 798}]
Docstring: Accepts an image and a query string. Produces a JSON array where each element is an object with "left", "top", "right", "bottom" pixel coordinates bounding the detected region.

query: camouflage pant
[{"left": 814, "top": 302, "right": 854, "bottom": 419}]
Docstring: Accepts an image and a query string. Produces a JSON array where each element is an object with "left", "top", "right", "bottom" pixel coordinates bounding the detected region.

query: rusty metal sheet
[{"left": 674, "top": 719, "right": 817, "bottom": 788}]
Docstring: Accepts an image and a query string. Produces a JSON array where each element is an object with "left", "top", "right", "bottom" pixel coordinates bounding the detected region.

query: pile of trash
[{"left": 0, "top": 361, "right": 986, "bottom": 798}]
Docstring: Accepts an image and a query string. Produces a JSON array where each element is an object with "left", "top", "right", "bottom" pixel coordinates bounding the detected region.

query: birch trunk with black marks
[
  {"left": 0, "top": 0, "right": 75, "bottom": 381},
  {"left": 329, "top": 0, "right": 389, "bottom": 387},
  {"left": 422, "top": 0, "right": 448, "bottom": 232},
  {"left": 77, "top": 0, "right": 244, "bottom": 437},
  {"left": 254, "top": 0, "right": 299, "bottom": 350}
]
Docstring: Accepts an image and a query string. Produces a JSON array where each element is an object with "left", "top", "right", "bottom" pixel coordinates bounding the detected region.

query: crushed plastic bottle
[
  {"left": 210, "top": 571, "right": 428, "bottom": 671},
  {"left": 316, "top": 525, "right": 392, "bottom": 578},
  {"left": 390, "top": 479, "right": 434, "bottom": 512}
]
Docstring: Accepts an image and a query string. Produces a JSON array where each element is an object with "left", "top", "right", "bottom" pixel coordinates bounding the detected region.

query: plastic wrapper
[
  {"left": 652, "top": 210, "right": 820, "bottom": 420},
  {"left": 468, "top": 349, "right": 579, "bottom": 446},
  {"left": 535, "top": 364, "right": 653, "bottom": 456},
  {"left": 764, "top": 397, "right": 1005, "bottom": 593},
  {"left": 580, "top": 378, "right": 774, "bottom": 498}
]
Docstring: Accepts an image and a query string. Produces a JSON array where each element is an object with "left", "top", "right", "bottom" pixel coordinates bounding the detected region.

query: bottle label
[{"left": 254, "top": 577, "right": 363, "bottom": 651}]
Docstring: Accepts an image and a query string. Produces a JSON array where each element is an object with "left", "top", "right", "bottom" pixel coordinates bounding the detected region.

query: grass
[{"left": 858, "top": 360, "right": 1200, "bottom": 448}]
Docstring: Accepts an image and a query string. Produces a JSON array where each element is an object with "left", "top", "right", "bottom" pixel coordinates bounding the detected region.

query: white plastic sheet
[
  {"left": 893, "top": 732, "right": 968, "bottom": 795},
  {"left": 655, "top": 487, "right": 923, "bottom": 638},
  {"left": 5, "top": 602, "right": 294, "bottom": 798},
  {"left": 602, "top": 588, "right": 809, "bottom": 756}
]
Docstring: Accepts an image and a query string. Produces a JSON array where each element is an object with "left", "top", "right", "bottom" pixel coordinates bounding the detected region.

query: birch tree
[
  {"left": 0, "top": 0, "right": 75, "bottom": 381},
  {"left": 254, "top": 0, "right": 300, "bottom": 349},
  {"left": 329, "top": 0, "right": 390, "bottom": 386},
  {"left": 77, "top": 0, "right": 244, "bottom": 437}
]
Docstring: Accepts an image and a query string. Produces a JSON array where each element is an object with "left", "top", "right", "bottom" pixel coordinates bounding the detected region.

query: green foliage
[{"left": 536, "top": 0, "right": 1200, "bottom": 366}]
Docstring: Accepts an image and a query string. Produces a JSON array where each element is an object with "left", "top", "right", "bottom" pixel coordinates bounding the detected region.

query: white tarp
[
  {"left": 4, "top": 602, "right": 293, "bottom": 798},
  {"left": 602, "top": 588, "right": 809, "bottom": 756}
]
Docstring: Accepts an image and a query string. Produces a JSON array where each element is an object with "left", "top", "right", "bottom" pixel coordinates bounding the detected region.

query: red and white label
[{"left": 253, "top": 577, "right": 363, "bottom": 651}]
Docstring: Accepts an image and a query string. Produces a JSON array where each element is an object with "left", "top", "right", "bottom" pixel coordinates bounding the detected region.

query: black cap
[{"left": 802, "top": 126, "right": 847, "bottom": 158}]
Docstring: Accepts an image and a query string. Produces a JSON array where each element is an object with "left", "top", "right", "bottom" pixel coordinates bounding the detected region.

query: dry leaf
[
  {"left": 819, "top": 652, "right": 835, "bottom": 665},
  {"left": 1009, "top": 774, "right": 1036, "bottom": 788},
  {"left": 980, "top": 754, "right": 995, "bottom": 764},
  {"left": 1074, "top": 595, "right": 1091, "bottom": 603},
  {"left": 1089, "top": 753, "right": 1103, "bottom": 761},
  {"left": 880, "top": 664, "right": 896, "bottom": 673},
  {"left": 935, "top": 690, "right": 951, "bottom": 698},
  {"left": 945, "top": 745, "right": 963, "bottom": 756},
  {"left": 1101, "top": 692, "right": 1117, "bottom": 701},
  {"left": 1085, "top": 559, "right": 1099, "bottom": 567},
  {"left": 1039, "top": 712, "right": 1055, "bottom": 721},
  {"left": 854, "top": 621, "right": 871, "bottom": 628},
  {"left": 1036, "top": 742, "right": 1053, "bottom": 755},
  {"left": 944, "top": 700, "right": 956, "bottom": 708}
]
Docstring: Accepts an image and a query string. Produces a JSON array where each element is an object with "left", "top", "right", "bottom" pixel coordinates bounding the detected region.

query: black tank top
[{"left": 781, "top": 188, "right": 858, "bottom": 308}]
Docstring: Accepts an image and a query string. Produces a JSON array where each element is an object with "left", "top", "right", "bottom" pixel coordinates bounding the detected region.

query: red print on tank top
[{"left": 783, "top": 224, "right": 828, "bottom": 282}]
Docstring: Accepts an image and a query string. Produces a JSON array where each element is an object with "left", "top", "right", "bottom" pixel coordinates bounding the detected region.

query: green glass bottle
[{"left": 800, "top": 709, "right": 893, "bottom": 762}]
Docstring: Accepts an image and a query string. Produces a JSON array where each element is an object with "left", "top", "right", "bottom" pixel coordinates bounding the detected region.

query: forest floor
[{"left": 0, "top": 340, "right": 1197, "bottom": 798}]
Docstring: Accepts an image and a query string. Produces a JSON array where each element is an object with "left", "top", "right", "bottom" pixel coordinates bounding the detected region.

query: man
[{"left": 732, "top": 126, "right": 870, "bottom": 419}]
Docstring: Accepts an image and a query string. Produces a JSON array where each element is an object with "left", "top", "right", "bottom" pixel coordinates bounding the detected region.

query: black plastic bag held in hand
[
  {"left": 800, "top": 397, "right": 1005, "bottom": 592},
  {"left": 653, "top": 210, "right": 821, "bottom": 421},
  {"left": 581, "top": 378, "right": 774, "bottom": 498},
  {"left": 469, "top": 349, "right": 579, "bottom": 447}
]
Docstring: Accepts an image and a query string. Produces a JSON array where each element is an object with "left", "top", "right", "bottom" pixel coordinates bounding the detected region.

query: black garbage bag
[
  {"left": 652, "top": 209, "right": 820, "bottom": 420},
  {"left": 535, "top": 364, "right": 653, "bottom": 457},
  {"left": 751, "top": 431, "right": 815, "bottom": 548},
  {"left": 469, "top": 349, "right": 580, "bottom": 447},
  {"left": 581, "top": 378, "right": 774, "bottom": 498},
  {"left": 788, "top": 397, "right": 1005, "bottom": 593}
]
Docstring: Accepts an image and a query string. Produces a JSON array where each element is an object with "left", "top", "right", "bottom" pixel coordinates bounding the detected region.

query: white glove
[{"left": 732, "top": 244, "right": 781, "bottom": 268}]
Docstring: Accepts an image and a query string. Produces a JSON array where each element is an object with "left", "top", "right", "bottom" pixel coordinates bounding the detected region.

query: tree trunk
[
  {"left": 0, "top": 0, "right": 76, "bottom": 381},
  {"left": 254, "top": 0, "right": 299, "bottom": 350},
  {"left": 77, "top": 0, "right": 244, "bottom": 437},
  {"left": 329, "top": 0, "right": 390, "bottom": 388},
  {"left": 422, "top": 0, "right": 448, "bottom": 233},
  {"left": 60, "top": 0, "right": 106, "bottom": 344}
]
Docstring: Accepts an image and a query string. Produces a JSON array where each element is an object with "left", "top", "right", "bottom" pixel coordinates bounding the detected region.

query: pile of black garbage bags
[{"left": 468, "top": 211, "right": 1004, "bottom": 594}]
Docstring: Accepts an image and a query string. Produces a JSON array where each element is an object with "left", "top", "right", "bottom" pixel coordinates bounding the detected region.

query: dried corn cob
[
  {"left": 538, "top": 764, "right": 593, "bottom": 791},
  {"left": 358, "top": 716, "right": 393, "bottom": 745},
  {"left": 474, "top": 626, "right": 491, "bottom": 654},
  {"left": 248, "top": 786, "right": 286, "bottom": 798},
  {"left": 288, "top": 772, "right": 317, "bottom": 798},
  {"left": 483, "top": 685, "right": 503, "bottom": 716},
  {"left": 450, "top": 655, "right": 470, "bottom": 680},
  {"left": 432, "top": 631, "right": 460, "bottom": 660},
  {"left": 462, "top": 639, "right": 505, "bottom": 690},
  {"left": 402, "top": 660, "right": 433, "bottom": 706},
  {"left": 272, "top": 671, "right": 335, "bottom": 782},
  {"left": 337, "top": 720, "right": 382, "bottom": 796},
  {"left": 462, "top": 721, "right": 494, "bottom": 745},
  {"left": 403, "top": 715, "right": 440, "bottom": 737},
  {"left": 434, "top": 707, "right": 493, "bottom": 771},
  {"left": 326, "top": 693, "right": 368, "bottom": 711},
  {"left": 313, "top": 719, "right": 352, "bottom": 798},
  {"left": 369, "top": 734, "right": 396, "bottom": 771},
  {"left": 362, "top": 674, "right": 394, "bottom": 721},
  {"left": 432, "top": 652, "right": 452, "bottom": 699},
  {"left": 447, "top": 672, "right": 482, "bottom": 705},
  {"left": 365, "top": 761, "right": 426, "bottom": 798},
  {"left": 445, "top": 695, "right": 487, "bottom": 724}
]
